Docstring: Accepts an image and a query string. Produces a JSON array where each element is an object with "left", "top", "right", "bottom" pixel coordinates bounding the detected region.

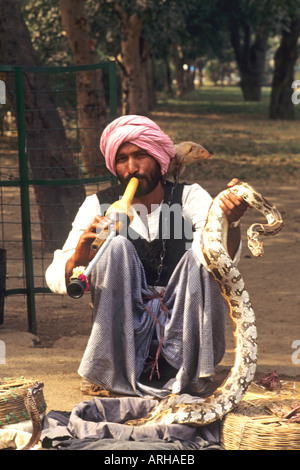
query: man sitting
[{"left": 46, "top": 115, "right": 247, "bottom": 398}]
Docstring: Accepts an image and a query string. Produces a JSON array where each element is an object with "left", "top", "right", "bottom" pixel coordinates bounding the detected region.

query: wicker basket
[
  {"left": 221, "top": 380, "right": 300, "bottom": 450},
  {"left": 0, "top": 377, "right": 46, "bottom": 428}
]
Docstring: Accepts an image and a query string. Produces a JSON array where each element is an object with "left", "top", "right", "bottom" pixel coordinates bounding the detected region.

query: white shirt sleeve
[
  {"left": 181, "top": 184, "right": 242, "bottom": 268},
  {"left": 181, "top": 183, "right": 212, "bottom": 266},
  {"left": 45, "top": 194, "right": 101, "bottom": 294}
]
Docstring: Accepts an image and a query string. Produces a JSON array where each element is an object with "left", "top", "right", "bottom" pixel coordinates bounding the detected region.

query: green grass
[
  {"left": 157, "top": 86, "right": 273, "bottom": 116},
  {"left": 151, "top": 86, "right": 300, "bottom": 181}
]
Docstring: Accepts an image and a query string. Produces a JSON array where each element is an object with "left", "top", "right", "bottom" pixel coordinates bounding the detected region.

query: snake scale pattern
[{"left": 127, "top": 181, "right": 283, "bottom": 427}]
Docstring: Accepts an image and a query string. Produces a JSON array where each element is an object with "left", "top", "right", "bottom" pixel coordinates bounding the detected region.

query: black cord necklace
[{"left": 154, "top": 176, "right": 179, "bottom": 287}]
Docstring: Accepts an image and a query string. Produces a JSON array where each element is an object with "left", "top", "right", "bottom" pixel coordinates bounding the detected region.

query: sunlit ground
[{"left": 151, "top": 86, "right": 300, "bottom": 182}]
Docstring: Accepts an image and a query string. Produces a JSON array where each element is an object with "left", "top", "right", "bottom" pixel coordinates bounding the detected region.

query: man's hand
[
  {"left": 65, "top": 215, "right": 112, "bottom": 285},
  {"left": 219, "top": 178, "right": 248, "bottom": 225},
  {"left": 218, "top": 178, "right": 248, "bottom": 260}
]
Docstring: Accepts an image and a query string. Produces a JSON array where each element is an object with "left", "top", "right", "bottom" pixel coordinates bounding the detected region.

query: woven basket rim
[
  {"left": 221, "top": 380, "right": 300, "bottom": 450},
  {"left": 0, "top": 377, "right": 46, "bottom": 427},
  {"left": 0, "top": 377, "right": 37, "bottom": 393}
]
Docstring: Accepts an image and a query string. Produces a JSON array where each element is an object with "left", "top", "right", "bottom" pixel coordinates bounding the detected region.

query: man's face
[{"left": 115, "top": 142, "right": 162, "bottom": 197}]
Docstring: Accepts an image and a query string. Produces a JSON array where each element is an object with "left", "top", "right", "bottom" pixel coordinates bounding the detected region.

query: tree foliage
[
  {"left": 14, "top": 0, "right": 300, "bottom": 117},
  {"left": 20, "top": 0, "right": 72, "bottom": 65}
]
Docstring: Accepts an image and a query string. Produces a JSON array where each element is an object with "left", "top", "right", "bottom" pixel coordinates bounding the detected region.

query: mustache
[{"left": 123, "top": 174, "right": 147, "bottom": 185}]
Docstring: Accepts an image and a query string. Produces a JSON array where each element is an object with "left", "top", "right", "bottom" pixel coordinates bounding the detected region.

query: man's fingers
[
  {"left": 227, "top": 178, "right": 240, "bottom": 188},
  {"left": 219, "top": 190, "right": 248, "bottom": 223},
  {"left": 95, "top": 216, "right": 112, "bottom": 231}
]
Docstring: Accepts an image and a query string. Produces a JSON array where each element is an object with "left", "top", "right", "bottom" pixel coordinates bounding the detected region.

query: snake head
[{"left": 248, "top": 239, "right": 264, "bottom": 257}]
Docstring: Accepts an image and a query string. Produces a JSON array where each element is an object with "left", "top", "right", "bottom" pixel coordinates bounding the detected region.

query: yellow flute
[
  {"left": 67, "top": 177, "right": 139, "bottom": 299},
  {"left": 90, "top": 176, "right": 139, "bottom": 251}
]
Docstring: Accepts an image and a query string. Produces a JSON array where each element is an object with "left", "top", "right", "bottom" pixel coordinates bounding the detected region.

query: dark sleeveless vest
[{"left": 96, "top": 181, "right": 194, "bottom": 287}]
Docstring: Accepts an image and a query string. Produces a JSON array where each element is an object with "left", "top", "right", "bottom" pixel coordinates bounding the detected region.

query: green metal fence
[{"left": 0, "top": 61, "right": 117, "bottom": 334}]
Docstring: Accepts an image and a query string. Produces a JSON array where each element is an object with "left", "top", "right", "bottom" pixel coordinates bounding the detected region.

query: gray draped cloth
[
  {"left": 78, "top": 235, "right": 227, "bottom": 398},
  {"left": 41, "top": 396, "right": 222, "bottom": 450}
]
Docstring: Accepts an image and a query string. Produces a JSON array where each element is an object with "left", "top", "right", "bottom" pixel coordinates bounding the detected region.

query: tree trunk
[
  {"left": 59, "top": 0, "right": 108, "bottom": 176},
  {"left": 148, "top": 50, "right": 157, "bottom": 111},
  {"left": 269, "top": 16, "right": 300, "bottom": 120},
  {"left": 0, "top": 0, "right": 85, "bottom": 251},
  {"left": 230, "top": 23, "right": 269, "bottom": 101},
  {"left": 184, "top": 62, "right": 195, "bottom": 92},
  {"left": 163, "top": 56, "right": 173, "bottom": 96},
  {"left": 195, "top": 59, "right": 204, "bottom": 87},
  {"left": 114, "top": 7, "right": 149, "bottom": 115},
  {"left": 171, "top": 44, "right": 185, "bottom": 97}
]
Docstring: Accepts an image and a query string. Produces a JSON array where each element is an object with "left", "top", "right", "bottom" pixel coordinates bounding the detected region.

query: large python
[{"left": 127, "top": 181, "right": 283, "bottom": 427}]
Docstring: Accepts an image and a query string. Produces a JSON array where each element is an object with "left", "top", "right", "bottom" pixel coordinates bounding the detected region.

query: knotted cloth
[{"left": 100, "top": 115, "right": 176, "bottom": 176}]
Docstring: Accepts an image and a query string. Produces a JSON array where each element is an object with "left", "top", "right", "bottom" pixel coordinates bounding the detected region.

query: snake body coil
[{"left": 127, "top": 182, "right": 283, "bottom": 427}]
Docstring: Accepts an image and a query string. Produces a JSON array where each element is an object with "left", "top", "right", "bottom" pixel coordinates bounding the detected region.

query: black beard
[{"left": 116, "top": 163, "right": 162, "bottom": 197}]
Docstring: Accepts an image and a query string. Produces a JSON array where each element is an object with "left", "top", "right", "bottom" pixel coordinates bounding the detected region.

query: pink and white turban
[{"left": 100, "top": 115, "right": 176, "bottom": 176}]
